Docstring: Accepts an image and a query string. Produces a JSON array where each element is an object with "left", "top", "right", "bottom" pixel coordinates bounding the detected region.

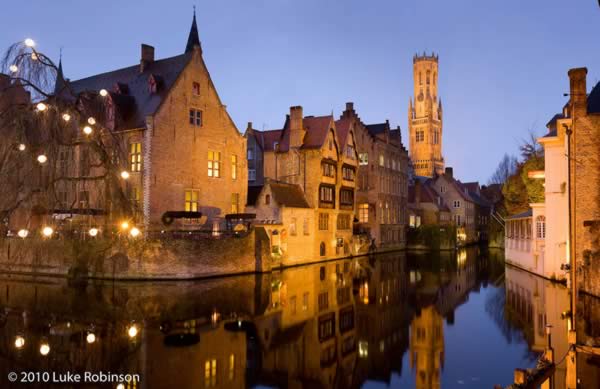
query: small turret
[{"left": 185, "top": 7, "right": 202, "bottom": 54}]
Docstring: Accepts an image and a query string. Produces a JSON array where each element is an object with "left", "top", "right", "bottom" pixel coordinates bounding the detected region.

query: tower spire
[
  {"left": 185, "top": 6, "right": 202, "bottom": 54},
  {"left": 53, "top": 48, "right": 67, "bottom": 96}
]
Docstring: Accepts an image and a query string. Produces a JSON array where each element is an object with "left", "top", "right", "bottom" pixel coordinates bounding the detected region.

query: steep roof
[
  {"left": 66, "top": 53, "right": 192, "bottom": 129},
  {"left": 269, "top": 181, "right": 310, "bottom": 208},
  {"left": 365, "top": 122, "right": 387, "bottom": 136},
  {"left": 588, "top": 81, "right": 600, "bottom": 114},
  {"left": 335, "top": 118, "right": 352, "bottom": 147},
  {"left": 301, "top": 115, "right": 334, "bottom": 149},
  {"left": 185, "top": 10, "right": 201, "bottom": 53}
]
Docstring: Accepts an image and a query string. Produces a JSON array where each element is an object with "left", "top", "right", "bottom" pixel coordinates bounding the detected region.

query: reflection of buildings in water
[
  {"left": 504, "top": 265, "right": 571, "bottom": 388},
  {"left": 354, "top": 254, "right": 411, "bottom": 386},
  {"left": 410, "top": 306, "right": 444, "bottom": 389},
  {"left": 253, "top": 259, "right": 358, "bottom": 388}
]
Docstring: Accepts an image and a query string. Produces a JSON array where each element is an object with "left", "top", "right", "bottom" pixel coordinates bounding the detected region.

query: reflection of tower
[
  {"left": 410, "top": 306, "right": 444, "bottom": 389},
  {"left": 408, "top": 53, "right": 444, "bottom": 177}
]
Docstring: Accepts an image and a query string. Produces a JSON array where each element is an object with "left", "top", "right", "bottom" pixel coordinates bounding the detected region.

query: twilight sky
[{"left": 2, "top": 0, "right": 599, "bottom": 183}]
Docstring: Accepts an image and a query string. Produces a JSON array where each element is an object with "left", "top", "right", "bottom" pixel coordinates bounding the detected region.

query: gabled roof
[
  {"left": 588, "top": 81, "right": 600, "bottom": 114},
  {"left": 335, "top": 118, "right": 352, "bottom": 147},
  {"left": 545, "top": 113, "right": 565, "bottom": 128},
  {"left": 248, "top": 181, "right": 310, "bottom": 208},
  {"left": 365, "top": 122, "right": 387, "bottom": 136},
  {"left": 65, "top": 52, "right": 192, "bottom": 129},
  {"left": 269, "top": 181, "right": 310, "bottom": 208},
  {"left": 301, "top": 115, "right": 334, "bottom": 149}
]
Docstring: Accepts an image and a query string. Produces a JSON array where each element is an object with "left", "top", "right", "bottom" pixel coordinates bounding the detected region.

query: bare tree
[
  {"left": 488, "top": 153, "right": 518, "bottom": 185},
  {"left": 0, "top": 39, "right": 134, "bottom": 237}
]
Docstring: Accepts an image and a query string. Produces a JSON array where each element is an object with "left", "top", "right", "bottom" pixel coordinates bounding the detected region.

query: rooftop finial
[{"left": 185, "top": 6, "right": 202, "bottom": 54}]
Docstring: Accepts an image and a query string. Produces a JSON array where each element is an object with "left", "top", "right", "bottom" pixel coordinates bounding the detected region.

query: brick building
[
  {"left": 566, "top": 68, "right": 600, "bottom": 298},
  {"left": 338, "top": 102, "right": 410, "bottom": 249},
  {"left": 246, "top": 106, "right": 358, "bottom": 262},
  {"left": 52, "top": 12, "right": 247, "bottom": 231}
]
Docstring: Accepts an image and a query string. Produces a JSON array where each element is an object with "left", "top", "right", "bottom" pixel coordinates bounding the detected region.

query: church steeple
[
  {"left": 185, "top": 7, "right": 202, "bottom": 54},
  {"left": 53, "top": 54, "right": 67, "bottom": 96}
]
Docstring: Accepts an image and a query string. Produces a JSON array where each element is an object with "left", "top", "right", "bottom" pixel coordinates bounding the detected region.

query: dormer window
[
  {"left": 192, "top": 82, "right": 200, "bottom": 96},
  {"left": 148, "top": 74, "right": 162, "bottom": 93}
]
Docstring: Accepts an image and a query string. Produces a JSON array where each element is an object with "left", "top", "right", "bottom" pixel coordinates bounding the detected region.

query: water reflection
[{"left": 0, "top": 248, "right": 597, "bottom": 388}]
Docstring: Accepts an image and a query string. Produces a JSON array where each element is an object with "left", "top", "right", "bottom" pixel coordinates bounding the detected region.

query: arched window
[
  {"left": 536, "top": 216, "right": 546, "bottom": 239},
  {"left": 419, "top": 72, "right": 422, "bottom": 85},
  {"left": 426, "top": 70, "right": 431, "bottom": 85},
  {"left": 265, "top": 194, "right": 270, "bottom": 205},
  {"left": 433, "top": 72, "right": 436, "bottom": 85},
  {"left": 320, "top": 242, "right": 326, "bottom": 256}
]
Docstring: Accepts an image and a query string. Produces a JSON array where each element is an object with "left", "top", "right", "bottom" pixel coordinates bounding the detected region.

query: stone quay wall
[{"left": 0, "top": 228, "right": 271, "bottom": 280}]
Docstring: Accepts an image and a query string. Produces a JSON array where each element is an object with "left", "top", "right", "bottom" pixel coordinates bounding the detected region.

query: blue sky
[{"left": 2, "top": 0, "right": 599, "bottom": 183}]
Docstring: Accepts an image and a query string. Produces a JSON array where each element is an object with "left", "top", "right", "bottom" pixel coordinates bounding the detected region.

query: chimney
[
  {"left": 568, "top": 67, "right": 587, "bottom": 114},
  {"left": 247, "top": 122, "right": 253, "bottom": 131},
  {"left": 289, "top": 106, "right": 305, "bottom": 149},
  {"left": 414, "top": 181, "right": 421, "bottom": 206},
  {"left": 445, "top": 167, "right": 453, "bottom": 179},
  {"left": 140, "top": 44, "right": 155, "bottom": 73}
]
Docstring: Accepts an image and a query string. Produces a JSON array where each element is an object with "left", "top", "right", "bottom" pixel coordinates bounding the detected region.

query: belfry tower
[{"left": 408, "top": 52, "right": 444, "bottom": 177}]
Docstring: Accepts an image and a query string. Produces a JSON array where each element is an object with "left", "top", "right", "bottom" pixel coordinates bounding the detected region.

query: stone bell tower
[{"left": 408, "top": 52, "right": 444, "bottom": 177}]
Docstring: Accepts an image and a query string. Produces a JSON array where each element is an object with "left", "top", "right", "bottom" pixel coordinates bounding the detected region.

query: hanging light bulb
[
  {"left": 17, "top": 229, "right": 29, "bottom": 239},
  {"left": 41, "top": 226, "right": 54, "bottom": 237},
  {"left": 36, "top": 102, "right": 47, "bottom": 112},
  {"left": 120, "top": 221, "right": 130, "bottom": 230},
  {"left": 87, "top": 117, "right": 96, "bottom": 125},
  {"left": 9, "top": 64, "right": 18, "bottom": 73},
  {"left": 83, "top": 126, "right": 93, "bottom": 135},
  {"left": 31, "top": 52, "right": 38, "bottom": 61},
  {"left": 129, "top": 227, "right": 141, "bottom": 238},
  {"left": 62, "top": 113, "right": 71, "bottom": 122},
  {"left": 99, "top": 89, "right": 108, "bottom": 97},
  {"left": 88, "top": 228, "right": 99, "bottom": 237},
  {"left": 37, "top": 154, "right": 48, "bottom": 164},
  {"left": 14, "top": 336, "right": 25, "bottom": 349},
  {"left": 127, "top": 324, "right": 138, "bottom": 338},
  {"left": 39, "top": 342, "right": 50, "bottom": 356},
  {"left": 86, "top": 332, "right": 96, "bottom": 344},
  {"left": 120, "top": 171, "right": 130, "bottom": 180},
  {"left": 18, "top": 143, "right": 26, "bottom": 151},
  {"left": 24, "top": 38, "right": 35, "bottom": 48}
]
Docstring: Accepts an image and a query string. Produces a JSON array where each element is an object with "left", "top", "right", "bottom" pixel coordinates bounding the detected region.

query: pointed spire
[
  {"left": 53, "top": 50, "right": 67, "bottom": 96},
  {"left": 185, "top": 6, "right": 202, "bottom": 54}
]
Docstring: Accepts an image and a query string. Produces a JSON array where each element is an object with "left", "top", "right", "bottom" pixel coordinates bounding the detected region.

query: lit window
[
  {"left": 359, "top": 152, "right": 368, "bottom": 166},
  {"left": 192, "top": 82, "right": 200, "bottom": 96},
  {"left": 185, "top": 190, "right": 199, "bottom": 212},
  {"left": 358, "top": 203, "right": 369, "bottom": 223},
  {"left": 231, "top": 155, "right": 237, "bottom": 180},
  {"left": 129, "top": 142, "right": 142, "bottom": 172},
  {"left": 231, "top": 193, "right": 239, "bottom": 214},
  {"left": 208, "top": 151, "right": 221, "bottom": 177},
  {"left": 189, "top": 109, "right": 202, "bottom": 126},
  {"left": 379, "top": 154, "right": 384, "bottom": 167}
]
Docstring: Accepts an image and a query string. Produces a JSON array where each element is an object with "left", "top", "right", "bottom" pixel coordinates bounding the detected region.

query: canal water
[{"left": 0, "top": 248, "right": 598, "bottom": 388}]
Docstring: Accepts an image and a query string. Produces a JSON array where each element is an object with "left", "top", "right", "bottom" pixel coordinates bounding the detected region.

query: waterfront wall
[{"left": 0, "top": 228, "right": 271, "bottom": 280}]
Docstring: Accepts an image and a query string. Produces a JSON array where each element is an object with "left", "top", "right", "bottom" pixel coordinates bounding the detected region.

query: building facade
[
  {"left": 338, "top": 102, "right": 410, "bottom": 249},
  {"left": 52, "top": 13, "right": 247, "bottom": 232},
  {"left": 247, "top": 106, "right": 359, "bottom": 263},
  {"left": 408, "top": 53, "right": 444, "bottom": 178}
]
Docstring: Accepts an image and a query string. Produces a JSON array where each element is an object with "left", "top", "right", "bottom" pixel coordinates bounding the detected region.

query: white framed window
[
  {"left": 359, "top": 152, "right": 368, "bottom": 166},
  {"left": 248, "top": 169, "right": 256, "bottom": 181},
  {"left": 453, "top": 200, "right": 461, "bottom": 208},
  {"left": 189, "top": 109, "right": 202, "bottom": 126}
]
